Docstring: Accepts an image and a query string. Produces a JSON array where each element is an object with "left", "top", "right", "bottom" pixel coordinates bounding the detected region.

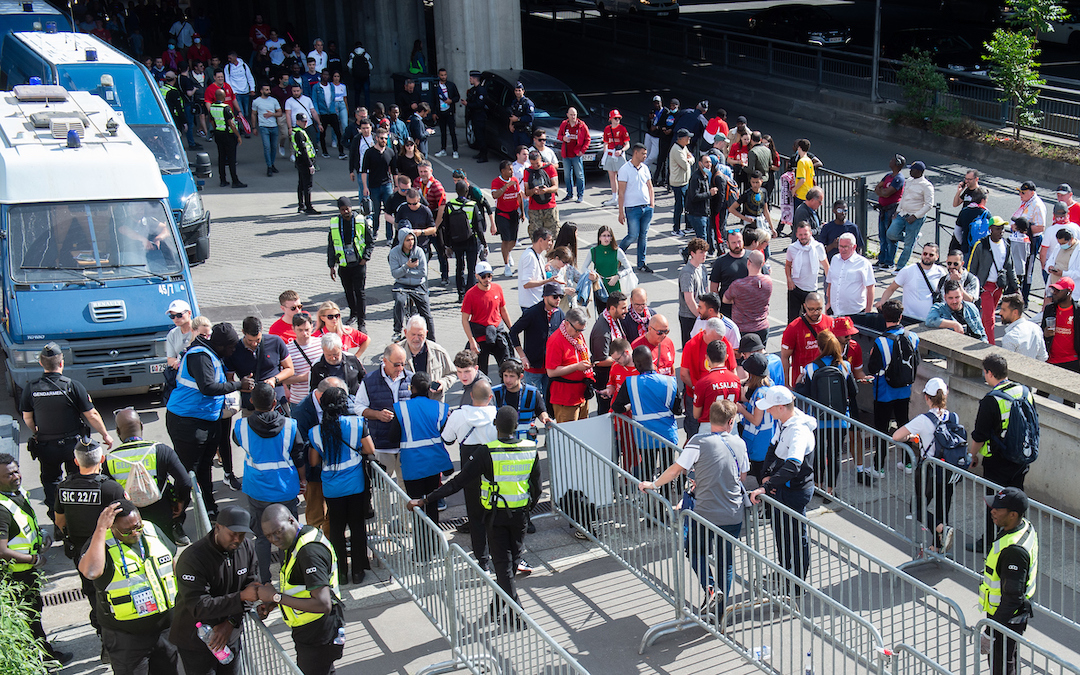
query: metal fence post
[
  {"left": 767, "top": 42, "right": 773, "bottom": 76},
  {"left": 856, "top": 176, "right": 868, "bottom": 245},
  {"left": 817, "top": 49, "right": 824, "bottom": 86},
  {"left": 933, "top": 203, "right": 941, "bottom": 250}
]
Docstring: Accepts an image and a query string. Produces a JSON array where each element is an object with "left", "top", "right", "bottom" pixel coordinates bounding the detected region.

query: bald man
[{"left": 357, "top": 344, "right": 413, "bottom": 484}]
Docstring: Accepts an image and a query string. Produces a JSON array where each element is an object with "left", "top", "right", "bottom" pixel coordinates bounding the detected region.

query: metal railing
[
  {"left": 364, "top": 463, "right": 591, "bottom": 675},
  {"left": 189, "top": 470, "right": 212, "bottom": 539},
  {"left": 239, "top": 611, "right": 305, "bottom": 675},
  {"left": 973, "top": 619, "right": 1080, "bottom": 675},
  {"left": 889, "top": 644, "right": 953, "bottom": 675}
]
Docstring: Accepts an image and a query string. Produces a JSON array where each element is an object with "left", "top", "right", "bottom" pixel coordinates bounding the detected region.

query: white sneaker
[
  {"left": 602, "top": 197, "right": 617, "bottom": 206},
  {"left": 507, "top": 253, "right": 514, "bottom": 266},
  {"left": 453, "top": 151, "right": 459, "bottom": 159},
  {"left": 331, "top": 139, "right": 337, "bottom": 149},
  {"left": 503, "top": 263, "right": 512, "bottom": 276},
  {"left": 434, "top": 150, "right": 447, "bottom": 157},
  {"left": 897, "top": 462, "right": 914, "bottom": 474},
  {"left": 278, "top": 147, "right": 286, "bottom": 158}
]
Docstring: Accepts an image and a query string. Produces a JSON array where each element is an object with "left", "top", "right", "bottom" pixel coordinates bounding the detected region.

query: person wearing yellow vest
[
  {"left": 327, "top": 195, "right": 374, "bottom": 329},
  {"left": 210, "top": 88, "right": 246, "bottom": 189},
  {"left": 408, "top": 405, "right": 540, "bottom": 621},
  {"left": 978, "top": 487, "right": 1037, "bottom": 675},
  {"left": 0, "top": 453, "right": 72, "bottom": 666},
  {"left": 79, "top": 499, "right": 180, "bottom": 675},
  {"left": 293, "top": 112, "right": 319, "bottom": 215},
  {"left": 257, "top": 504, "right": 346, "bottom": 675}
]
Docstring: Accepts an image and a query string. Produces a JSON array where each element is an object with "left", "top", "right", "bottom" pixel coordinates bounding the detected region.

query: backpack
[
  {"left": 350, "top": 50, "right": 371, "bottom": 80},
  {"left": 444, "top": 199, "right": 476, "bottom": 245},
  {"left": 111, "top": 449, "right": 162, "bottom": 507},
  {"left": 988, "top": 385, "right": 1040, "bottom": 465},
  {"left": 923, "top": 411, "right": 969, "bottom": 467},
  {"left": 883, "top": 330, "right": 919, "bottom": 389},
  {"left": 807, "top": 358, "right": 848, "bottom": 415},
  {"left": 526, "top": 165, "right": 553, "bottom": 204},
  {"left": 967, "top": 208, "right": 992, "bottom": 252}
]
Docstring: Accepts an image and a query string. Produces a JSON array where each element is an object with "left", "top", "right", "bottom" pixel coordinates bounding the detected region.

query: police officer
[
  {"left": 210, "top": 88, "right": 245, "bottom": 188},
  {"left": 293, "top": 112, "right": 318, "bottom": 214},
  {"left": 232, "top": 383, "right": 305, "bottom": 583},
  {"left": 257, "top": 504, "right": 346, "bottom": 675},
  {"left": 408, "top": 405, "right": 540, "bottom": 622},
  {"left": 108, "top": 408, "right": 193, "bottom": 546},
  {"left": 395, "top": 373, "right": 451, "bottom": 524},
  {"left": 466, "top": 70, "right": 488, "bottom": 163},
  {"left": 20, "top": 341, "right": 113, "bottom": 524},
  {"left": 328, "top": 195, "right": 374, "bottom": 327},
  {"left": 79, "top": 499, "right": 180, "bottom": 675},
  {"left": 166, "top": 322, "right": 253, "bottom": 522},
  {"left": 170, "top": 505, "right": 261, "bottom": 675},
  {"left": 55, "top": 438, "right": 127, "bottom": 644},
  {"left": 0, "top": 452, "right": 72, "bottom": 665},
  {"left": 979, "top": 487, "right": 1037, "bottom": 675},
  {"left": 508, "top": 81, "right": 534, "bottom": 150}
]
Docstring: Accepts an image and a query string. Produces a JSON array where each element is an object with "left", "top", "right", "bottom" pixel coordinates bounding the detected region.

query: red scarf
[
  {"left": 628, "top": 307, "right": 651, "bottom": 339},
  {"left": 560, "top": 321, "right": 592, "bottom": 377},
  {"left": 603, "top": 309, "right": 624, "bottom": 341}
]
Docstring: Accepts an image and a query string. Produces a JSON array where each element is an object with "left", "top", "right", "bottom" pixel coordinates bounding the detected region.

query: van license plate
[
  {"left": 584, "top": 153, "right": 596, "bottom": 162},
  {"left": 656, "top": 11, "right": 669, "bottom": 16},
  {"left": 150, "top": 363, "right": 166, "bottom": 374}
]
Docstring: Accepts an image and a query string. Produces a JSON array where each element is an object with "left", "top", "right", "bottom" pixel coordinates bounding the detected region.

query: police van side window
[{"left": 488, "top": 80, "right": 508, "bottom": 108}]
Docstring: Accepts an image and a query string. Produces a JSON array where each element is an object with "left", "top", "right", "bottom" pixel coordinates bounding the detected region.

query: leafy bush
[
  {"left": 0, "top": 572, "right": 50, "bottom": 675},
  {"left": 896, "top": 49, "right": 948, "bottom": 122}
]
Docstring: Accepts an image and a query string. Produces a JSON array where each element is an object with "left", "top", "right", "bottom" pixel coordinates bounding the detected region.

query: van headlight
[{"left": 181, "top": 192, "right": 205, "bottom": 225}]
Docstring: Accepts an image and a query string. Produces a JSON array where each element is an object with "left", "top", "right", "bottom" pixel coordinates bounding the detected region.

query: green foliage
[
  {"left": 1005, "top": 0, "right": 1070, "bottom": 36},
  {"left": 0, "top": 573, "right": 49, "bottom": 675},
  {"left": 896, "top": 49, "right": 948, "bottom": 120},
  {"left": 983, "top": 29, "right": 1046, "bottom": 139}
]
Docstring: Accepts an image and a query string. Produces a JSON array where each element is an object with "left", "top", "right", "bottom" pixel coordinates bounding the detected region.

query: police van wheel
[{"left": 465, "top": 119, "right": 480, "bottom": 150}]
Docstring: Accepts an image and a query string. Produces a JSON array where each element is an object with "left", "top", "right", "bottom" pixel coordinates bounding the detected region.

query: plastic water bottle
[
  {"left": 333, "top": 627, "right": 346, "bottom": 645},
  {"left": 753, "top": 645, "right": 771, "bottom": 663},
  {"left": 196, "top": 622, "right": 235, "bottom": 664},
  {"left": 804, "top": 650, "right": 814, "bottom": 675}
]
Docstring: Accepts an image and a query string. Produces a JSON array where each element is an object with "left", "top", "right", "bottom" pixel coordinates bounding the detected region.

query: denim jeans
[
  {"left": 258, "top": 124, "right": 278, "bottom": 168},
  {"left": 687, "top": 520, "right": 742, "bottom": 596},
  {"left": 236, "top": 93, "right": 252, "bottom": 126},
  {"left": 877, "top": 204, "right": 898, "bottom": 265},
  {"left": 620, "top": 205, "right": 653, "bottom": 267},
  {"left": 686, "top": 214, "right": 707, "bottom": 239},
  {"left": 672, "top": 183, "right": 688, "bottom": 231},
  {"left": 183, "top": 104, "right": 196, "bottom": 147},
  {"left": 524, "top": 371, "right": 548, "bottom": 394},
  {"left": 368, "top": 182, "right": 395, "bottom": 240},
  {"left": 886, "top": 214, "right": 926, "bottom": 269},
  {"left": 564, "top": 156, "right": 585, "bottom": 198}
]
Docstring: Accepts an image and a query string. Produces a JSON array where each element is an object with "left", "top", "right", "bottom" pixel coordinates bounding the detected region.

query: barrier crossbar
[
  {"left": 889, "top": 644, "right": 953, "bottom": 675},
  {"left": 189, "top": 470, "right": 212, "bottom": 539},
  {"left": 973, "top": 619, "right": 1080, "bottom": 675},
  {"left": 239, "top": 610, "right": 305, "bottom": 675}
]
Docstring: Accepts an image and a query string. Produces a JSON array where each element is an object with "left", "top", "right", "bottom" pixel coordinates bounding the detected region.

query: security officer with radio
[
  {"left": 293, "top": 112, "right": 318, "bottom": 214},
  {"left": 492, "top": 359, "right": 549, "bottom": 440},
  {"left": 161, "top": 71, "right": 186, "bottom": 132},
  {"left": 210, "top": 88, "right": 245, "bottom": 188},
  {"left": 408, "top": 406, "right": 541, "bottom": 621},
  {"left": 466, "top": 70, "right": 488, "bottom": 163},
  {"left": 978, "top": 487, "right": 1038, "bottom": 675},
  {"left": 508, "top": 81, "right": 534, "bottom": 149},
  {"left": 21, "top": 341, "right": 113, "bottom": 524},
  {"left": 328, "top": 195, "right": 374, "bottom": 328},
  {"left": 0, "top": 452, "right": 72, "bottom": 666},
  {"left": 257, "top": 503, "right": 346, "bottom": 675},
  {"left": 108, "top": 408, "right": 193, "bottom": 546},
  {"left": 79, "top": 499, "right": 180, "bottom": 675}
]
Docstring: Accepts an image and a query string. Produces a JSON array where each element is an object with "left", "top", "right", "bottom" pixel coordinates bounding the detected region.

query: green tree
[
  {"left": 1005, "top": 0, "right": 1069, "bottom": 37},
  {"left": 0, "top": 573, "right": 51, "bottom": 675},
  {"left": 983, "top": 29, "right": 1046, "bottom": 140},
  {"left": 897, "top": 49, "right": 948, "bottom": 122}
]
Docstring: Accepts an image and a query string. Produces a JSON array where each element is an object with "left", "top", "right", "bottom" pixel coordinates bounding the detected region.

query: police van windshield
[
  {"left": 131, "top": 125, "right": 187, "bottom": 174},
  {"left": 9, "top": 200, "right": 183, "bottom": 283}
]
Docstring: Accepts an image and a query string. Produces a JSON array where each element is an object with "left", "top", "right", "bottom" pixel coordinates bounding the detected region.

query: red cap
[
  {"left": 1050, "top": 277, "right": 1076, "bottom": 292},
  {"left": 609, "top": 109, "right": 621, "bottom": 119},
  {"left": 832, "top": 316, "right": 858, "bottom": 337}
]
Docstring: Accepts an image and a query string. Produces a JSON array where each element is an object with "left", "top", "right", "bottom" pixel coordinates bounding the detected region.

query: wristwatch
[{"left": 272, "top": 593, "right": 282, "bottom": 604}]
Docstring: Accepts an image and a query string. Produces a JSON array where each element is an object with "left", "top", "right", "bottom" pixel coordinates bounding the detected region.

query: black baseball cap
[
  {"left": 216, "top": 506, "right": 253, "bottom": 533},
  {"left": 39, "top": 342, "right": 62, "bottom": 358},
  {"left": 1020, "top": 180, "right": 1037, "bottom": 192},
  {"left": 985, "top": 487, "right": 1028, "bottom": 514}
]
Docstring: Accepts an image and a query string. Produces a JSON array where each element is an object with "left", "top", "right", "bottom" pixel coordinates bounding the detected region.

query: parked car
[
  {"left": 466, "top": 69, "right": 606, "bottom": 170},
  {"left": 595, "top": 0, "right": 678, "bottom": 18},
  {"left": 1022, "top": 1, "right": 1080, "bottom": 46},
  {"left": 747, "top": 5, "right": 851, "bottom": 47},
  {"left": 883, "top": 28, "right": 987, "bottom": 72}
]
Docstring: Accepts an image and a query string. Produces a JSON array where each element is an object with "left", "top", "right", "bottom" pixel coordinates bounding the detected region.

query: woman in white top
[
  {"left": 891, "top": 377, "right": 961, "bottom": 553},
  {"left": 330, "top": 72, "right": 350, "bottom": 137}
]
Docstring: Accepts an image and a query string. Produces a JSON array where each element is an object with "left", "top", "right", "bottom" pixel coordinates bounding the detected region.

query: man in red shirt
[
  {"left": 1056, "top": 184, "right": 1080, "bottom": 225},
  {"left": 268, "top": 290, "right": 303, "bottom": 343},
  {"left": 631, "top": 314, "right": 676, "bottom": 376},
  {"left": 546, "top": 308, "right": 593, "bottom": 422},
  {"left": 418, "top": 160, "right": 449, "bottom": 285},
  {"left": 461, "top": 262, "right": 512, "bottom": 375},
  {"left": 523, "top": 150, "right": 559, "bottom": 237},
  {"left": 780, "top": 291, "right": 834, "bottom": 385},
  {"left": 603, "top": 338, "right": 635, "bottom": 401},
  {"left": 491, "top": 160, "right": 525, "bottom": 275},
  {"left": 693, "top": 340, "right": 742, "bottom": 423},
  {"left": 1044, "top": 277, "right": 1080, "bottom": 372},
  {"left": 679, "top": 316, "right": 734, "bottom": 436},
  {"left": 557, "top": 107, "right": 590, "bottom": 204},
  {"left": 249, "top": 14, "right": 272, "bottom": 54},
  {"left": 204, "top": 70, "right": 240, "bottom": 114}
]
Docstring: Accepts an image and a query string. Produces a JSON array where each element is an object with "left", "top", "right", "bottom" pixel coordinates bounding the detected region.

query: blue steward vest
[
  {"left": 627, "top": 372, "right": 679, "bottom": 446},
  {"left": 363, "top": 368, "right": 412, "bottom": 449},
  {"left": 235, "top": 416, "right": 300, "bottom": 503},
  {"left": 167, "top": 345, "right": 225, "bottom": 421},
  {"left": 394, "top": 397, "right": 452, "bottom": 481},
  {"left": 492, "top": 384, "right": 541, "bottom": 439},
  {"left": 310, "top": 416, "right": 366, "bottom": 498}
]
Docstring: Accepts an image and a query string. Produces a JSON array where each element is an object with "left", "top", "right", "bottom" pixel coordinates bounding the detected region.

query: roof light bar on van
[{"left": 13, "top": 84, "right": 66, "bottom": 101}]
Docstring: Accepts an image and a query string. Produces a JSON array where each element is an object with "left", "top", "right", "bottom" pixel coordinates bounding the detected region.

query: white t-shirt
[
  {"left": 786, "top": 239, "right": 827, "bottom": 292},
  {"left": 826, "top": 253, "right": 874, "bottom": 316},
  {"left": 265, "top": 38, "right": 286, "bottom": 65},
  {"left": 894, "top": 263, "right": 946, "bottom": 321},
  {"left": 617, "top": 161, "right": 652, "bottom": 208},
  {"left": 251, "top": 95, "right": 280, "bottom": 128},
  {"left": 902, "top": 408, "right": 948, "bottom": 459},
  {"left": 308, "top": 50, "right": 328, "bottom": 72},
  {"left": 286, "top": 339, "right": 324, "bottom": 404},
  {"left": 332, "top": 83, "right": 347, "bottom": 105},
  {"left": 511, "top": 160, "right": 527, "bottom": 184},
  {"left": 166, "top": 325, "right": 191, "bottom": 360},
  {"left": 518, "top": 246, "right": 547, "bottom": 308},
  {"left": 989, "top": 238, "right": 1007, "bottom": 274},
  {"left": 285, "top": 95, "right": 315, "bottom": 127}
]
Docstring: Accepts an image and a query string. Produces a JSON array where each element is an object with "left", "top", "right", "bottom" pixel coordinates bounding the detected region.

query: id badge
[{"left": 131, "top": 584, "right": 159, "bottom": 616}]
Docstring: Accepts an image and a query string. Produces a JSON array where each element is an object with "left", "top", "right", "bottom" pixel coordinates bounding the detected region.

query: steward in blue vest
[
  {"left": 611, "top": 346, "right": 680, "bottom": 447},
  {"left": 395, "top": 373, "right": 452, "bottom": 523},
  {"left": 492, "top": 359, "right": 549, "bottom": 439},
  {"left": 233, "top": 384, "right": 307, "bottom": 583}
]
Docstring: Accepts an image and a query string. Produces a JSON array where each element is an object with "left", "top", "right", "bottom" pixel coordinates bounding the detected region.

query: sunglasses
[
  {"left": 113, "top": 522, "right": 144, "bottom": 536},
  {"left": 478, "top": 273, "right": 493, "bottom": 279},
  {"left": 324, "top": 313, "right": 341, "bottom": 320},
  {"left": 168, "top": 312, "right": 185, "bottom": 319},
  {"left": 286, "top": 303, "right": 303, "bottom": 311},
  {"left": 946, "top": 262, "right": 962, "bottom": 267},
  {"left": 654, "top": 329, "right": 670, "bottom": 335}
]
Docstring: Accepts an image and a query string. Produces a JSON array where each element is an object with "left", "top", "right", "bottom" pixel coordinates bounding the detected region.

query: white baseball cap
[
  {"left": 475, "top": 261, "right": 493, "bottom": 276},
  {"left": 166, "top": 299, "right": 191, "bottom": 315},
  {"left": 923, "top": 377, "right": 948, "bottom": 396},
  {"left": 754, "top": 386, "right": 794, "bottom": 411}
]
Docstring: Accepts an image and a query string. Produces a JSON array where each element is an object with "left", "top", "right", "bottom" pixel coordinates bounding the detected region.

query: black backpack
[
  {"left": 527, "top": 164, "right": 553, "bottom": 204},
  {"left": 988, "top": 385, "right": 1040, "bottom": 465},
  {"left": 444, "top": 199, "right": 475, "bottom": 245},
  {"left": 350, "top": 51, "right": 371, "bottom": 80},
  {"left": 923, "top": 411, "right": 969, "bottom": 467},
  {"left": 807, "top": 358, "right": 848, "bottom": 415},
  {"left": 883, "top": 330, "right": 919, "bottom": 389}
]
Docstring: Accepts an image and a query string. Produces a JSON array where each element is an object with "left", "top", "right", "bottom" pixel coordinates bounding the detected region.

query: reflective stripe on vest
[
  {"left": 396, "top": 399, "right": 445, "bottom": 449},
  {"left": 292, "top": 126, "right": 315, "bottom": 159},
  {"left": 311, "top": 417, "right": 366, "bottom": 498},
  {"left": 979, "top": 518, "right": 1038, "bottom": 614},
  {"left": 236, "top": 416, "right": 300, "bottom": 502},
  {"left": 102, "top": 526, "right": 176, "bottom": 621},
  {"left": 168, "top": 345, "right": 226, "bottom": 421},
  {"left": 106, "top": 440, "right": 159, "bottom": 490},
  {"left": 480, "top": 440, "right": 536, "bottom": 510},
  {"left": 329, "top": 215, "right": 366, "bottom": 267},
  {"left": 238, "top": 418, "right": 295, "bottom": 471},
  {"left": 280, "top": 527, "right": 339, "bottom": 628},
  {"left": 209, "top": 102, "right": 229, "bottom": 132},
  {"left": 627, "top": 375, "right": 676, "bottom": 422},
  {"left": 0, "top": 492, "right": 41, "bottom": 573}
]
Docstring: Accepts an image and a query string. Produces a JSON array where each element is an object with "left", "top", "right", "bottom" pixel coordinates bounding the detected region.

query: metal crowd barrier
[
  {"left": 189, "top": 470, "right": 212, "bottom": 539},
  {"left": 973, "top": 619, "right": 1080, "bottom": 675},
  {"left": 365, "top": 463, "right": 590, "bottom": 675},
  {"left": 889, "top": 644, "right": 952, "bottom": 675},
  {"left": 239, "top": 610, "right": 305, "bottom": 675},
  {"left": 910, "top": 455, "right": 1080, "bottom": 635}
]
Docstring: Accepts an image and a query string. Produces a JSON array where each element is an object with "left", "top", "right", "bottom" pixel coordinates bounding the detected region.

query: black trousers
[
  {"left": 9, "top": 570, "right": 47, "bottom": 650},
  {"left": 217, "top": 417, "right": 234, "bottom": 475},
  {"left": 325, "top": 491, "right": 370, "bottom": 576},
  {"left": 982, "top": 458, "right": 1028, "bottom": 545},
  {"left": 787, "top": 287, "right": 811, "bottom": 323},
  {"left": 36, "top": 435, "right": 79, "bottom": 521},
  {"left": 102, "top": 626, "right": 179, "bottom": 675},
  {"left": 472, "top": 337, "right": 510, "bottom": 377},
  {"left": 320, "top": 113, "right": 343, "bottom": 156},
  {"left": 437, "top": 110, "right": 458, "bottom": 152},
  {"left": 678, "top": 315, "right": 696, "bottom": 347},
  {"left": 914, "top": 462, "right": 955, "bottom": 539},
  {"left": 404, "top": 474, "right": 442, "bottom": 525},
  {"left": 68, "top": 538, "right": 101, "bottom": 633},
  {"left": 487, "top": 507, "right": 529, "bottom": 609},
  {"left": 213, "top": 131, "right": 239, "bottom": 183},
  {"left": 177, "top": 635, "right": 241, "bottom": 675},
  {"left": 460, "top": 444, "right": 489, "bottom": 569},
  {"left": 471, "top": 115, "right": 487, "bottom": 159},
  {"left": 167, "top": 411, "right": 221, "bottom": 516},
  {"left": 872, "top": 398, "right": 910, "bottom": 471},
  {"left": 338, "top": 262, "right": 367, "bottom": 326},
  {"left": 772, "top": 484, "right": 814, "bottom": 580},
  {"left": 297, "top": 166, "right": 313, "bottom": 209},
  {"left": 814, "top": 426, "right": 846, "bottom": 491},
  {"left": 295, "top": 641, "right": 344, "bottom": 675},
  {"left": 453, "top": 239, "right": 479, "bottom": 299},
  {"left": 988, "top": 617, "right": 1026, "bottom": 675}
]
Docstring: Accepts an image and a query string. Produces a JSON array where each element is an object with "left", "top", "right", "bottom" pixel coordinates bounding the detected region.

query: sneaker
[
  {"left": 338, "top": 154, "right": 347, "bottom": 160},
  {"left": 527, "top": 519, "right": 536, "bottom": 534},
  {"left": 576, "top": 196, "right": 583, "bottom": 203},
  {"left": 602, "top": 197, "right": 618, "bottom": 207},
  {"left": 873, "top": 468, "right": 887, "bottom": 478},
  {"left": 321, "top": 151, "right": 330, "bottom": 158},
  {"left": 857, "top": 472, "right": 874, "bottom": 486},
  {"left": 503, "top": 263, "right": 512, "bottom": 276},
  {"left": 434, "top": 149, "right": 447, "bottom": 157},
  {"left": 516, "top": 560, "right": 533, "bottom": 575},
  {"left": 573, "top": 528, "right": 589, "bottom": 540},
  {"left": 232, "top": 181, "right": 248, "bottom": 189},
  {"left": 457, "top": 520, "right": 471, "bottom": 534},
  {"left": 672, "top": 228, "right": 682, "bottom": 236},
  {"left": 172, "top": 522, "right": 191, "bottom": 546},
  {"left": 305, "top": 207, "right": 320, "bottom": 215},
  {"left": 699, "top": 586, "right": 721, "bottom": 615},
  {"left": 224, "top": 473, "right": 242, "bottom": 491},
  {"left": 453, "top": 151, "right": 459, "bottom": 159},
  {"left": 638, "top": 264, "right": 654, "bottom": 274},
  {"left": 47, "top": 648, "right": 74, "bottom": 668},
  {"left": 939, "top": 525, "right": 955, "bottom": 552},
  {"left": 271, "top": 165, "right": 279, "bottom": 174},
  {"left": 561, "top": 194, "right": 574, "bottom": 202},
  {"left": 898, "top": 462, "right": 914, "bottom": 474},
  {"left": 266, "top": 168, "right": 273, "bottom": 177},
  {"left": 437, "top": 499, "right": 447, "bottom": 512}
]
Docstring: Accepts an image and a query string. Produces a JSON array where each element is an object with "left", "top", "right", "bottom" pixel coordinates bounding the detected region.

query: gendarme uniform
[
  {"left": 278, "top": 525, "right": 346, "bottom": 674},
  {"left": 90, "top": 523, "right": 180, "bottom": 674}
]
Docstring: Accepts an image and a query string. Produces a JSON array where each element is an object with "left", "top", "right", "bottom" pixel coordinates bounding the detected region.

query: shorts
[
  {"left": 528, "top": 207, "right": 559, "bottom": 237},
  {"left": 495, "top": 211, "right": 520, "bottom": 243},
  {"left": 602, "top": 152, "right": 627, "bottom": 173}
]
